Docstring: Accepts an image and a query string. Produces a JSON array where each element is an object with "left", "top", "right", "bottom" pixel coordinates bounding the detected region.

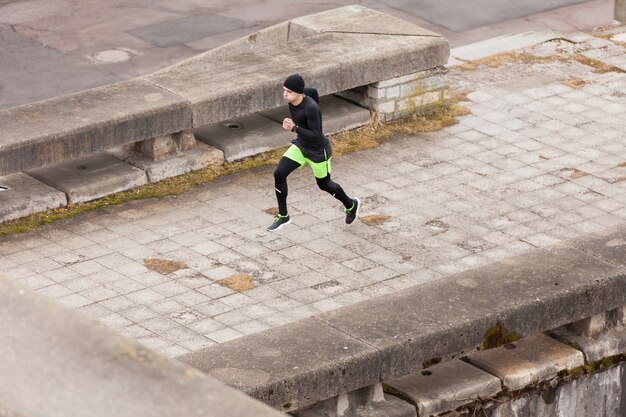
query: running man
[{"left": 268, "top": 74, "right": 360, "bottom": 232}]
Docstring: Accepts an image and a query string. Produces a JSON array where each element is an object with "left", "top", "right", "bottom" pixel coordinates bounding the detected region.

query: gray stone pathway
[{"left": 1, "top": 28, "right": 625, "bottom": 357}]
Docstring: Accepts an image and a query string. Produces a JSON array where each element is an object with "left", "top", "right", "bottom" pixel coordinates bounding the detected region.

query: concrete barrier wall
[
  {"left": 179, "top": 225, "right": 626, "bottom": 412},
  {"left": 0, "top": 275, "right": 286, "bottom": 417},
  {"left": 0, "top": 5, "right": 449, "bottom": 176}
]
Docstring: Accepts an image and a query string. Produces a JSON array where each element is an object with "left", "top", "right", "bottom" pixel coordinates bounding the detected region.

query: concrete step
[
  {"left": 466, "top": 333, "right": 584, "bottom": 391},
  {"left": 194, "top": 113, "right": 287, "bottom": 162},
  {"left": 108, "top": 141, "right": 224, "bottom": 183},
  {"left": 195, "top": 95, "right": 371, "bottom": 162},
  {"left": 0, "top": 173, "right": 67, "bottom": 223},
  {"left": 27, "top": 153, "right": 148, "bottom": 204},
  {"left": 385, "top": 359, "right": 501, "bottom": 417}
]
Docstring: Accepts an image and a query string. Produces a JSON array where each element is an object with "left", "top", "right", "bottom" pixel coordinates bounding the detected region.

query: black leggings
[{"left": 274, "top": 157, "right": 353, "bottom": 216}]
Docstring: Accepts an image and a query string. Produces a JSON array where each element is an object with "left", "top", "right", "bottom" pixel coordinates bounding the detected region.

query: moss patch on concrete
[{"left": 482, "top": 321, "right": 521, "bottom": 350}]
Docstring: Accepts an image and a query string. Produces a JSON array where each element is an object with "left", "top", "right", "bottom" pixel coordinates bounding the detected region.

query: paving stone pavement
[{"left": 1, "top": 28, "right": 625, "bottom": 357}]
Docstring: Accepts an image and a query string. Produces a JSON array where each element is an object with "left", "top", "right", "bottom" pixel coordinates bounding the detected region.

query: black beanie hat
[{"left": 284, "top": 74, "right": 305, "bottom": 94}]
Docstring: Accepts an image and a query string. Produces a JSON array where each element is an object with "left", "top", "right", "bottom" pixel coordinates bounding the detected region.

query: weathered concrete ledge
[
  {"left": 0, "top": 5, "right": 448, "bottom": 176},
  {"left": 0, "top": 275, "right": 285, "bottom": 417},
  {"left": 0, "top": 79, "right": 191, "bottom": 176},
  {"left": 179, "top": 224, "right": 626, "bottom": 412}
]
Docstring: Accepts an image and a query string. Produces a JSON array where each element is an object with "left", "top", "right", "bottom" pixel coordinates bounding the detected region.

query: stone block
[
  {"left": 376, "top": 101, "right": 396, "bottom": 114},
  {"left": 174, "top": 130, "right": 197, "bottom": 151},
  {"left": 178, "top": 317, "right": 380, "bottom": 412},
  {"left": 0, "top": 173, "right": 67, "bottom": 223},
  {"left": 0, "top": 79, "right": 191, "bottom": 175},
  {"left": 385, "top": 359, "right": 501, "bottom": 416},
  {"left": 609, "top": 305, "right": 625, "bottom": 327},
  {"left": 566, "top": 314, "right": 607, "bottom": 338},
  {"left": 259, "top": 95, "right": 371, "bottom": 138},
  {"left": 294, "top": 388, "right": 415, "bottom": 417},
  {"left": 134, "top": 135, "right": 177, "bottom": 161},
  {"left": 548, "top": 325, "right": 626, "bottom": 362},
  {"left": 109, "top": 142, "right": 224, "bottom": 183},
  {"left": 194, "top": 113, "right": 287, "bottom": 162},
  {"left": 0, "top": 275, "right": 284, "bottom": 417},
  {"left": 353, "top": 395, "right": 416, "bottom": 417},
  {"left": 616, "top": 0, "right": 626, "bottom": 22},
  {"left": 27, "top": 153, "right": 147, "bottom": 204},
  {"left": 386, "top": 86, "right": 400, "bottom": 99},
  {"left": 466, "top": 334, "right": 584, "bottom": 391},
  {"left": 133, "top": 130, "right": 198, "bottom": 160}
]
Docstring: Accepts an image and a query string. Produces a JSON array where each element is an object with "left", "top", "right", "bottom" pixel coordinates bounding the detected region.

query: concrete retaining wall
[
  {"left": 179, "top": 225, "right": 626, "bottom": 413},
  {"left": 483, "top": 364, "right": 625, "bottom": 417}
]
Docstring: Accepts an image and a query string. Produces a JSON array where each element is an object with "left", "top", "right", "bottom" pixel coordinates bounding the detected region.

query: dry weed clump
[
  {"left": 562, "top": 77, "right": 588, "bottom": 89},
  {"left": 457, "top": 52, "right": 562, "bottom": 71},
  {"left": 360, "top": 214, "right": 391, "bottom": 225},
  {"left": 218, "top": 273, "right": 255, "bottom": 292},
  {"left": 144, "top": 259, "right": 188, "bottom": 274}
]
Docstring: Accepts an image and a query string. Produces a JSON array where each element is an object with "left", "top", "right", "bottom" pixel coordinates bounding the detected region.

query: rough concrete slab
[
  {"left": 385, "top": 359, "right": 501, "bottom": 416},
  {"left": 379, "top": 0, "right": 588, "bottom": 32},
  {"left": 291, "top": 5, "right": 441, "bottom": 37},
  {"left": 316, "top": 243, "right": 625, "bottom": 380},
  {"left": 109, "top": 142, "right": 224, "bottom": 182},
  {"left": 0, "top": 173, "right": 66, "bottom": 223},
  {"left": 450, "top": 30, "right": 566, "bottom": 62},
  {"left": 0, "top": 23, "right": 123, "bottom": 111},
  {"left": 204, "top": 22, "right": 291, "bottom": 59},
  {"left": 129, "top": 13, "right": 245, "bottom": 48},
  {"left": 143, "top": 6, "right": 448, "bottom": 127},
  {"left": 178, "top": 317, "right": 380, "bottom": 412},
  {"left": 27, "top": 153, "right": 147, "bottom": 204},
  {"left": 549, "top": 326, "right": 626, "bottom": 362},
  {"left": 0, "top": 79, "right": 191, "bottom": 176},
  {"left": 571, "top": 227, "right": 626, "bottom": 269},
  {"left": 466, "top": 334, "right": 584, "bottom": 391},
  {"left": 259, "top": 95, "right": 371, "bottom": 136},
  {"left": 194, "top": 114, "right": 287, "bottom": 162},
  {"left": 0, "top": 277, "right": 285, "bottom": 417}
]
